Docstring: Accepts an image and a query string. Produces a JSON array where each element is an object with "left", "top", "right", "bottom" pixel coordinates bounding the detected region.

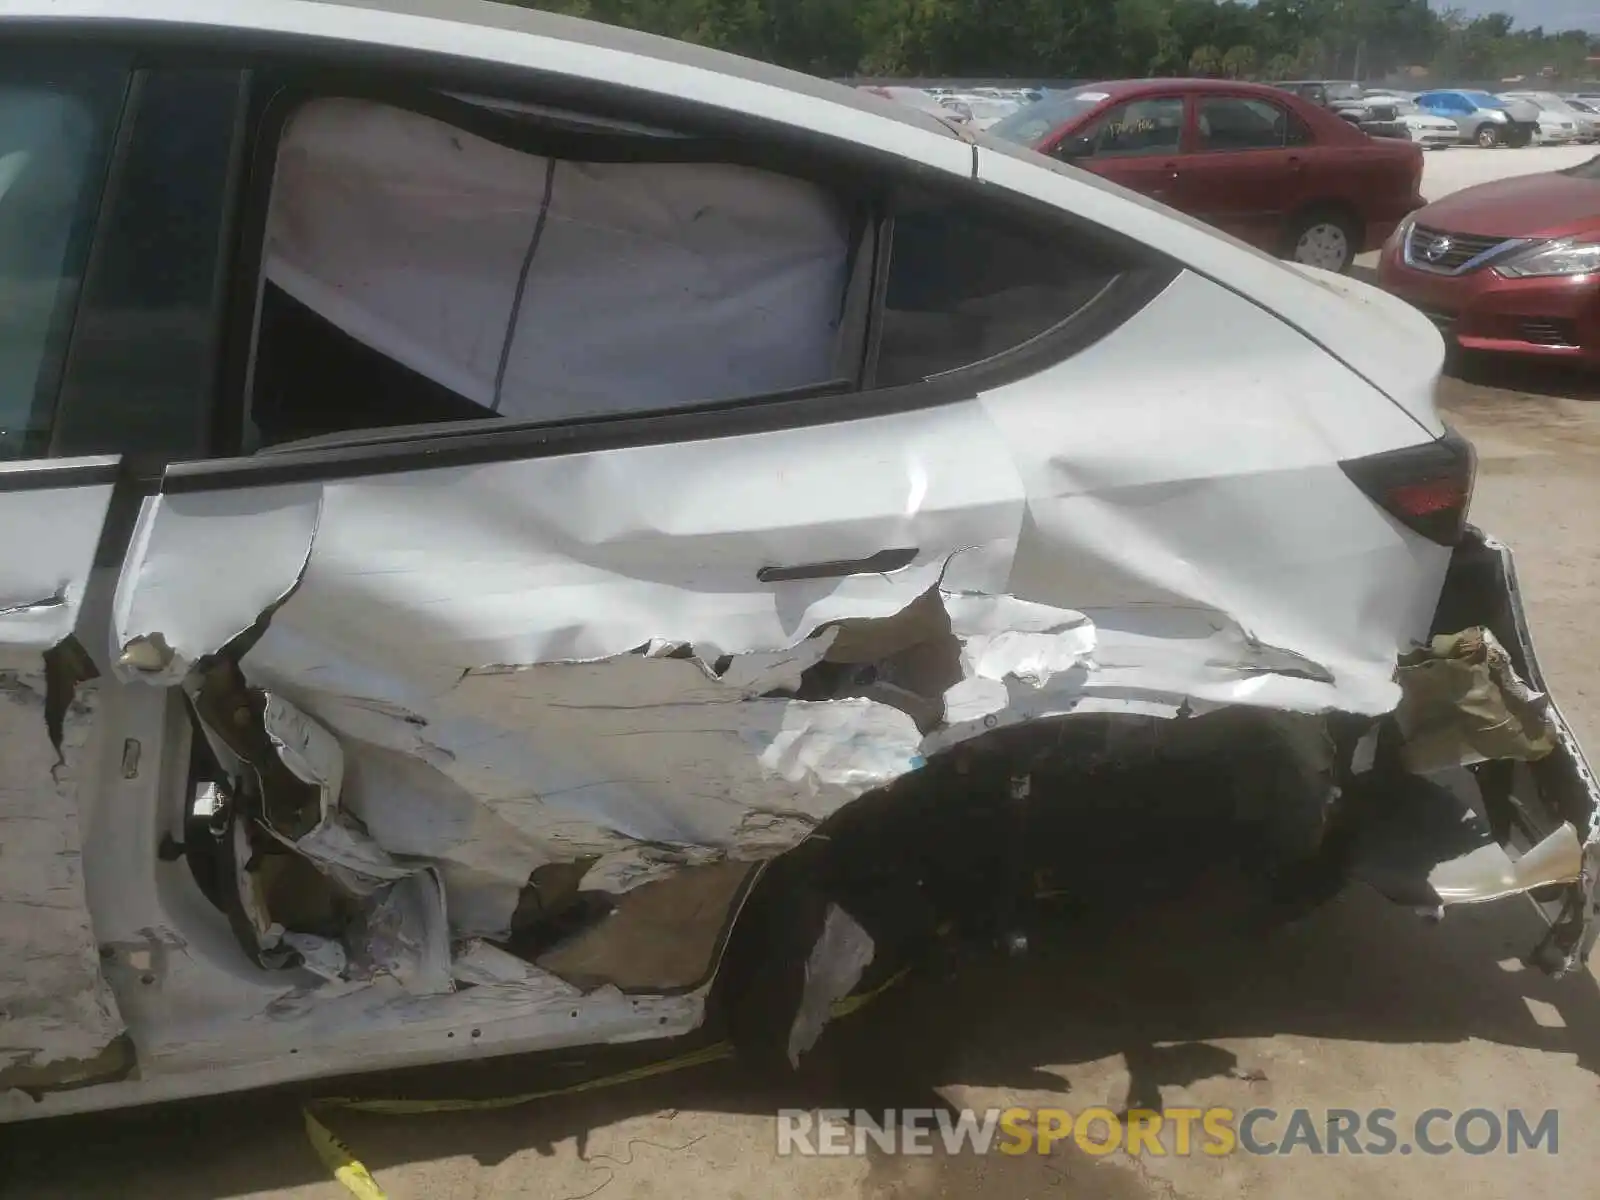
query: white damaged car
[{"left": 2, "top": 0, "right": 1598, "bottom": 1116}]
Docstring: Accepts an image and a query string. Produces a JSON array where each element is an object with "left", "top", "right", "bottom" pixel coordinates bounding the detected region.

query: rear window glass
[{"left": 874, "top": 193, "right": 1126, "bottom": 386}]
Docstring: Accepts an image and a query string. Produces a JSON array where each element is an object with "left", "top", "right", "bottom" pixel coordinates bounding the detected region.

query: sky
[{"left": 1445, "top": 0, "right": 1600, "bottom": 34}]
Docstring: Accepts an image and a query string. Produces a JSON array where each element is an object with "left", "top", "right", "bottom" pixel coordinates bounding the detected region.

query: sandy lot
[
  {"left": 1421, "top": 143, "right": 1596, "bottom": 202},
  {"left": 4, "top": 150, "right": 1600, "bottom": 1200}
]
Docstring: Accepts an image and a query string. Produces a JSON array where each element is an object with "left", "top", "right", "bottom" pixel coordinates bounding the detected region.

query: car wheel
[
  {"left": 1475, "top": 123, "right": 1502, "bottom": 148},
  {"left": 1285, "top": 209, "right": 1357, "bottom": 274}
]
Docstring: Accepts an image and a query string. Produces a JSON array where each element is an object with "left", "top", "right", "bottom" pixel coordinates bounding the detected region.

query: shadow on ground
[
  {"left": 1445, "top": 349, "right": 1600, "bottom": 403},
  {"left": 4, "top": 839, "right": 1597, "bottom": 1199}
]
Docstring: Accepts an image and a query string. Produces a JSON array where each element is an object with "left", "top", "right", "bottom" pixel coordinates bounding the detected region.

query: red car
[
  {"left": 1378, "top": 157, "right": 1600, "bottom": 366},
  {"left": 989, "top": 79, "right": 1424, "bottom": 273}
]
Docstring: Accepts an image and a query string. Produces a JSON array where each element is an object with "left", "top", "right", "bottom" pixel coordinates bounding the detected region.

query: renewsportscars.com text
[{"left": 776, "top": 1107, "right": 1559, "bottom": 1158}]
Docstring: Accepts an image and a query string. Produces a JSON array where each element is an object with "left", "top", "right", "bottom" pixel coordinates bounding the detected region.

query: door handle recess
[{"left": 757, "top": 547, "right": 918, "bottom": 583}]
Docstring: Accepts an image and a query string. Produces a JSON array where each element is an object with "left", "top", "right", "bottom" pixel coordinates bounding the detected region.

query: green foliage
[
  {"left": 1188, "top": 43, "right": 1224, "bottom": 75},
  {"left": 509, "top": 0, "right": 1600, "bottom": 83}
]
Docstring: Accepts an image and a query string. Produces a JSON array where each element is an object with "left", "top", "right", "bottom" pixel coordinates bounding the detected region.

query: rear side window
[
  {"left": 247, "top": 97, "right": 865, "bottom": 447},
  {"left": 0, "top": 53, "right": 127, "bottom": 459},
  {"left": 874, "top": 194, "right": 1125, "bottom": 387},
  {"left": 1196, "top": 97, "right": 1289, "bottom": 151}
]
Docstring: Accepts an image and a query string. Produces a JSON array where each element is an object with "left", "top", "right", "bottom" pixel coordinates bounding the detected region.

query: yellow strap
[
  {"left": 304, "top": 1107, "right": 389, "bottom": 1200},
  {"left": 306, "top": 967, "right": 909, "bottom": 1197}
]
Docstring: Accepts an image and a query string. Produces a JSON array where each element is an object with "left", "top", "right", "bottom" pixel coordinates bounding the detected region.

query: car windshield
[
  {"left": 1325, "top": 83, "right": 1362, "bottom": 102},
  {"left": 1461, "top": 92, "right": 1504, "bottom": 109},
  {"left": 1572, "top": 99, "right": 1598, "bottom": 114},
  {"left": 989, "top": 89, "right": 1105, "bottom": 145}
]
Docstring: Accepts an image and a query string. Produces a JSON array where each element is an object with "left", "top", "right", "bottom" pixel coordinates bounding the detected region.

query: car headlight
[
  {"left": 1486, "top": 110, "right": 1509, "bottom": 122},
  {"left": 1390, "top": 212, "right": 1417, "bottom": 247},
  {"left": 1495, "top": 238, "right": 1600, "bottom": 278}
]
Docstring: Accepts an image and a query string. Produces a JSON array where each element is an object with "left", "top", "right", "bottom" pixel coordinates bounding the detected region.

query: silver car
[
  {"left": 1505, "top": 91, "right": 1600, "bottom": 143},
  {"left": 1415, "top": 89, "right": 1538, "bottom": 147}
]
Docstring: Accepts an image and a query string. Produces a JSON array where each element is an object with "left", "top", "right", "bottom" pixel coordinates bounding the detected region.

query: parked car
[
  {"left": 3, "top": 0, "right": 1596, "bottom": 1124},
  {"left": 988, "top": 78, "right": 1424, "bottom": 272},
  {"left": 1275, "top": 79, "right": 1409, "bottom": 138},
  {"left": 942, "top": 90, "right": 1023, "bottom": 130},
  {"left": 1503, "top": 95, "right": 1580, "bottom": 144},
  {"left": 859, "top": 84, "right": 973, "bottom": 125},
  {"left": 1378, "top": 154, "right": 1600, "bottom": 365},
  {"left": 1415, "top": 89, "right": 1537, "bottom": 147},
  {"left": 1502, "top": 91, "right": 1596, "bottom": 143},
  {"left": 1364, "top": 93, "right": 1460, "bottom": 148}
]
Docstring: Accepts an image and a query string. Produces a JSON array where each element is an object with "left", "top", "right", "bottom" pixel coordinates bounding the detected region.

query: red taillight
[{"left": 1340, "top": 427, "right": 1476, "bottom": 545}]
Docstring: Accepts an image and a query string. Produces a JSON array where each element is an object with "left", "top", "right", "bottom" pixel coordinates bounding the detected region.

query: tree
[
  {"left": 1264, "top": 51, "right": 1298, "bottom": 78},
  {"left": 1222, "top": 43, "right": 1258, "bottom": 78},
  {"left": 510, "top": 0, "right": 1598, "bottom": 87},
  {"left": 1189, "top": 43, "right": 1225, "bottom": 76}
]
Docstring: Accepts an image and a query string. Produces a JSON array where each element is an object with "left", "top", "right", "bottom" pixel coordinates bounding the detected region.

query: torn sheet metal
[
  {"left": 1351, "top": 771, "right": 1583, "bottom": 907},
  {"left": 112, "top": 486, "right": 323, "bottom": 686},
  {"left": 1395, "top": 627, "right": 1556, "bottom": 775},
  {"left": 345, "top": 870, "right": 453, "bottom": 996},
  {"left": 262, "top": 693, "right": 415, "bottom": 894},
  {"left": 787, "top": 903, "right": 874, "bottom": 1068}
]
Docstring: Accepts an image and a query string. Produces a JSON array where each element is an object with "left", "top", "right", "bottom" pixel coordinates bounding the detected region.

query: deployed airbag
[{"left": 263, "top": 98, "right": 853, "bottom": 423}]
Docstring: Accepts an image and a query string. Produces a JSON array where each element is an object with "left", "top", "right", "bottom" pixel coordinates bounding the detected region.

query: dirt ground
[
  {"left": 1418, "top": 143, "right": 1594, "bottom": 202},
  {"left": 6, "top": 154, "right": 1600, "bottom": 1200}
]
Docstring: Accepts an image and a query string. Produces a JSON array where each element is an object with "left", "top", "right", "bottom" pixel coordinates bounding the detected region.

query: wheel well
[{"left": 712, "top": 706, "right": 1356, "bottom": 1011}]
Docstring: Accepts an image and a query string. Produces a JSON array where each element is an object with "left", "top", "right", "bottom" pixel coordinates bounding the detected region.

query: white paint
[
  {"left": 0, "top": 676, "right": 125, "bottom": 1080},
  {"left": 974, "top": 142, "right": 1448, "bottom": 438},
  {"left": 0, "top": 461, "right": 127, "bottom": 1089},
  {"left": 112, "top": 485, "right": 321, "bottom": 683},
  {"left": 787, "top": 903, "right": 874, "bottom": 1067},
  {"left": 0, "top": 459, "right": 116, "bottom": 651},
  {"left": 0, "top": 678, "right": 123, "bottom": 1081}
]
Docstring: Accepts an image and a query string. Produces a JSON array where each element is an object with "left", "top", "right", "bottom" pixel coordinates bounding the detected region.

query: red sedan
[
  {"left": 989, "top": 79, "right": 1425, "bottom": 273},
  {"left": 1378, "top": 157, "right": 1600, "bottom": 366}
]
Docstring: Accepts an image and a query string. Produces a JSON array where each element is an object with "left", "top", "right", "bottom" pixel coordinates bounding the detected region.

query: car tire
[
  {"left": 1474, "top": 123, "right": 1502, "bottom": 148},
  {"left": 1283, "top": 208, "right": 1358, "bottom": 274}
]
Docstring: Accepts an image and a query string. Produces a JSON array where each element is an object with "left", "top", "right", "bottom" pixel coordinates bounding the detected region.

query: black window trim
[
  {"left": 49, "top": 63, "right": 254, "bottom": 460},
  {"left": 0, "top": 28, "right": 1180, "bottom": 495}
]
